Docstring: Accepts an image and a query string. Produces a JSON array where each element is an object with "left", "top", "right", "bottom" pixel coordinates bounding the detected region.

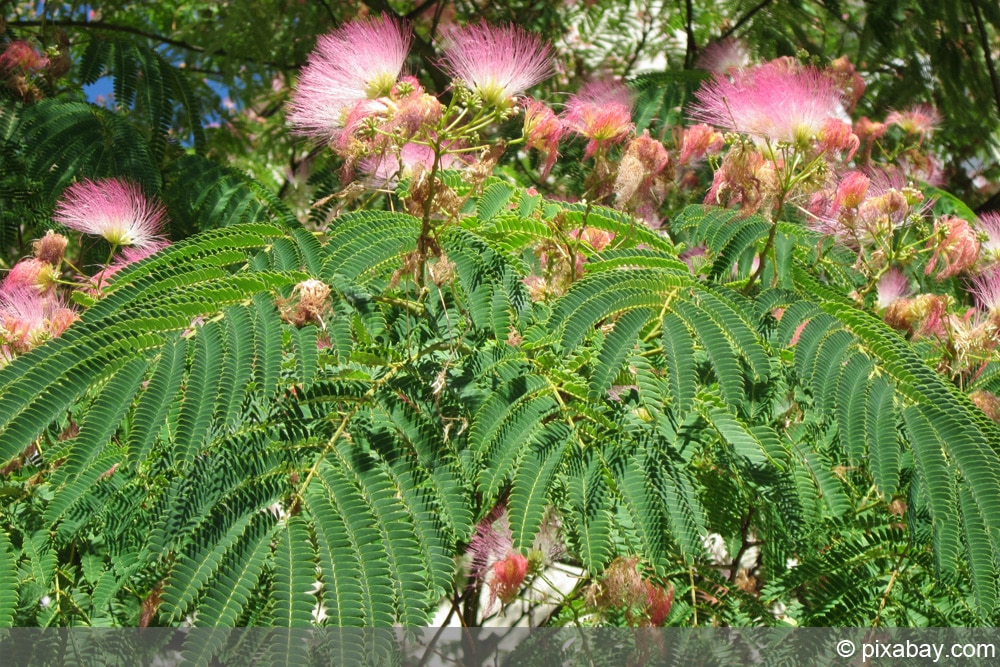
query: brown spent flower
[
  {"left": 32, "top": 230, "right": 69, "bottom": 266},
  {"left": 284, "top": 279, "right": 331, "bottom": 327}
]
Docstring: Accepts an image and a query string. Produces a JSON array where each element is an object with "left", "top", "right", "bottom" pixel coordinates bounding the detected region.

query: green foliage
[{"left": 2, "top": 0, "right": 1000, "bottom": 637}]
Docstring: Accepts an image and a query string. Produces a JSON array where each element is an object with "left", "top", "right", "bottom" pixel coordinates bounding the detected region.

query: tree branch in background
[
  {"left": 8, "top": 18, "right": 297, "bottom": 69},
  {"left": 685, "top": 0, "right": 697, "bottom": 68},
  {"left": 971, "top": 0, "right": 1000, "bottom": 120},
  {"left": 720, "top": 0, "right": 776, "bottom": 41}
]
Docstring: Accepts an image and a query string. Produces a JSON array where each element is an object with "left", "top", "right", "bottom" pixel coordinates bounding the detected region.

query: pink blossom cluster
[
  {"left": 586, "top": 556, "right": 674, "bottom": 627},
  {"left": 690, "top": 60, "right": 856, "bottom": 155},
  {"left": 0, "top": 40, "right": 49, "bottom": 76},
  {"left": 467, "top": 505, "right": 562, "bottom": 612},
  {"left": 1, "top": 232, "right": 75, "bottom": 363}
]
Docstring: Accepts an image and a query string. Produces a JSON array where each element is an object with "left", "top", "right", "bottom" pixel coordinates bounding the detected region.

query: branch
[
  {"left": 8, "top": 18, "right": 298, "bottom": 69},
  {"left": 685, "top": 0, "right": 697, "bottom": 68},
  {"left": 720, "top": 0, "right": 776, "bottom": 41},
  {"left": 971, "top": 0, "right": 1000, "bottom": 120},
  {"left": 405, "top": 0, "right": 443, "bottom": 20}
]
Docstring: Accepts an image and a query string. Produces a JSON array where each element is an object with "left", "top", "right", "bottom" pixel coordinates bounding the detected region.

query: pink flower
[
  {"left": 440, "top": 22, "right": 552, "bottom": 108},
  {"left": 690, "top": 60, "right": 846, "bottom": 148},
  {"left": 54, "top": 179, "right": 167, "bottom": 249},
  {"left": 979, "top": 212, "right": 1000, "bottom": 262},
  {"left": 570, "top": 227, "right": 615, "bottom": 252},
  {"left": 32, "top": 230, "right": 69, "bottom": 266},
  {"left": 925, "top": 216, "right": 979, "bottom": 280},
  {"left": 1, "top": 259, "right": 55, "bottom": 295},
  {"left": 389, "top": 77, "right": 443, "bottom": 138},
  {"left": 829, "top": 56, "right": 866, "bottom": 113},
  {"left": 855, "top": 117, "right": 887, "bottom": 143},
  {"left": 643, "top": 581, "right": 674, "bottom": 626},
  {"left": 704, "top": 144, "right": 778, "bottom": 214},
  {"left": 876, "top": 268, "right": 911, "bottom": 309},
  {"left": 523, "top": 99, "right": 562, "bottom": 179},
  {"left": 818, "top": 118, "right": 859, "bottom": 160},
  {"left": 972, "top": 268, "right": 1000, "bottom": 313},
  {"left": 886, "top": 104, "right": 940, "bottom": 142},
  {"left": 614, "top": 131, "right": 669, "bottom": 205},
  {"left": 0, "top": 286, "right": 76, "bottom": 354},
  {"left": 288, "top": 15, "right": 412, "bottom": 140},
  {"left": 834, "top": 171, "right": 870, "bottom": 209},
  {"left": 442, "top": 21, "right": 552, "bottom": 108},
  {"left": 695, "top": 37, "right": 749, "bottom": 73},
  {"left": 562, "top": 79, "right": 634, "bottom": 158},
  {"left": 491, "top": 552, "right": 529, "bottom": 605},
  {"left": 0, "top": 40, "right": 48, "bottom": 76},
  {"left": 679, "top": 123, "right": 724, "bottom": 165}
]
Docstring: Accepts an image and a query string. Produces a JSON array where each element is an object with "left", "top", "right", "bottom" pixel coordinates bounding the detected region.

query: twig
[{"left": 9, "top": 18, "right": 296, "bottom": 69}]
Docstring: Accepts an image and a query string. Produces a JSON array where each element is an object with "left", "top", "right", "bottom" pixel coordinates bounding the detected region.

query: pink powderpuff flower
[
  {"left": 643, "top": 581, "right": 674, "bottom": 627},
  {"left": 876, "top": 268, "right": 911, "bottom": 309},
  {"left": 0, "top": 286, "right": 44, "bottom": 352},
  {"left": 522, "top": 99, "right": 563, "bottom": 179},
  {"left": 679, "top": 123, "right": 724, "bottom": 166},
  {"left": 690, "top": 60, "right": 846, "bottom": 149},
  {"left": 1, "top": 258, "right": 55, "bottom": 296},
  {"left": 439, "top": 22, "right": 553, "bottom": 109},
  {"left": 829, "top": 56, "right": 866, "bottom": 113},
  {"left": 0, "top": 40, "right": 49, "bottom": 76},
  {"left": 562, "top": 79, "right": 634, "bottom": 159},
  {"left": 886, "top": 104, "right": 940, "bottom": 143},
  {"left": 971, "top": 268, "right": 1000, "bottom": 314},
  {"left": 925, "top": 215, "right": 980, "bottom": 280},
  {"left": 704, "top": 144, "right": 779, "bottom": 215},
  {"left": 695, "top": 37, "right": 749, "bottom": 73},
  {"left": 570, "top": 227, "right": 615, "bottom": 252},
  {"left": 389, "top": 77, "right": 443, "bottom": 138},
  {"left": 288, "top": 15, "right": 412, "bottom": 140},
  {"left": 54, "top": 179, "right": 167, "bottom": 249},
  {"left": 834, "top": 171, "right": 871, "bottom": 209},
  {"left": 978, "top": 212, "right": 1000, "bottom": 262},
  {"left": 0, "top": 286, "right": 76, "bottom": 353},
  {"left": 818, "top": 118, "right": 859, "bottom": 160},
  {"left": 491, "top": 552, "right": 529, "bottom": 605}
]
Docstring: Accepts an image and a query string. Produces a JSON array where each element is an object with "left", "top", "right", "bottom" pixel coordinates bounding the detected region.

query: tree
[{"left": 1, "top": 0, "right": 1000, "bottom": 648}]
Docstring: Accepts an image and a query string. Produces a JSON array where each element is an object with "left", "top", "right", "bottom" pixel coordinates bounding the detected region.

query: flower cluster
[
  {"left": 1, "top": 231, "right": 75, "bottom": 364},
  {"left": 2, "top": 177, "right": 177, "bottom": 364},
  {"left": 585, "top": 556, "right": 674, "bottom": 627},
  {"left": 467, "top": 505, "right": 562, "bottom": 613},
  {"left": 691, "top": 60, "right": 854, "bottom": 153}
]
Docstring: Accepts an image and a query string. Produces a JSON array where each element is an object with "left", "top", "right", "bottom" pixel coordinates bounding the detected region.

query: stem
[{"left": 743, "top": 194, "right": 785, "bottom": 294}]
